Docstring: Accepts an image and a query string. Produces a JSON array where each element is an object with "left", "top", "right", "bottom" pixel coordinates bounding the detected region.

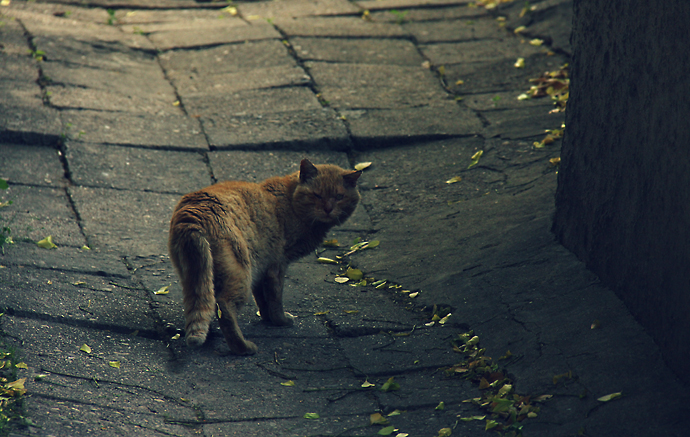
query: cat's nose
[{"left": 324, "top": 199, "right": 335, "bottom": 214}]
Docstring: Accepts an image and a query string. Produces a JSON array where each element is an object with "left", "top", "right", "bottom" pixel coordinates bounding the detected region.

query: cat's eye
[{"left": 335, "top": 194, "right": 344, "bottom": 201}]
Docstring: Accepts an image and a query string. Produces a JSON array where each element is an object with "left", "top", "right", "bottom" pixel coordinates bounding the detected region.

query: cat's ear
[
  {"left": 342, "top": 170, "right": 362, "bottom": 188},
  {"left": 299, "top": 159, "right": 318, "bottom": 183}
]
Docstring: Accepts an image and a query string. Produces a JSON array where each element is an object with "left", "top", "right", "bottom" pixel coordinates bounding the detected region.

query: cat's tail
[{"left": 169, "top": 220, "right": 216, "bottom": 348}]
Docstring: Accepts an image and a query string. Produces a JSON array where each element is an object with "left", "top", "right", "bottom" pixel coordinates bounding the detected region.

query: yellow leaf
[
  {"left": 335, "top": 277, "right": 350, "bottom": 283},
  {"left": 514, "top": 57, "right": 525, "bottom": 68},
  {"left": 408, "top": 292, "right": 419, "bottom": 298},
  {"left": 37, "top": 235, "right": 57, "bottom": 249},
  {"left": 550, "top": 157, "right": 561, "bottom": 166},
  {"left": 361, "top": 380, "right": 375, "bottom": 388},
  {"left": 108, "top": 361, "right": 121, "bottom": 368},
  {"left": 171, "top": 333, "right": 181, "bottom": 340},
  {"left": 455, "top": 79, "right": 464, "bottom": 85},
  {"left": 344, "top": 310, "right": 359, "bottom": 314},
  {"left": 514, "top": 25, "right": 526, "bottom": 34},
  {"left": 529, "top": 38, "right": 544, "bottom": 46},
  {"left": 15, "top": 362, "right": 28, "bottom": 369},
  {"left": 154, "top": 285, "right": 170, "bottom": 295},
  {"left": 439, "top": 313, "right": 451, "bottom": 324},
  {"left": 354, "top": 162, "right": 372, "bottom": 171},
  {"left": 314, "top": 311, "right": 330, "bottom": 316},
  {"left": 527, "top": 411, "right": 538, "bottom": 418},
  {"left": 5, "top": 378, "right": 27, "bottom": 395},
  {"left": 81, "top": 245, "right": 91, "bottom": 250},
  {"left": 437, "top": 65, "right": 446, "bottom": 76},
  {"left": 280, "top": 380, "right": 295, "bottom": 386},
  {"left": 597, "top": 392, "right": 622, "bottom": 402},
  {"left": 317, "top": 257, "right": 338, "bottom": 264},
  {"left": 438, "top": 427, "right": 452, "bottom": 437},
  {"left": 446, "top": 176, "right": 462, "bottom": 184},
  {"left": 435, "top": 401, "right": 445, "bottom": 410},
  {"left": 387, "top": 409, "right": 402, "bottom": 416},
  {"left": 322, "top": 239, "right": 339, "bottom": 247},
  {"left": 80, "top": 344, "right": 92, "bottom": 354},
  {"left": 468, "top": 150, "right": 483, "bottom": 169},
  {"left": 370, "top": 412, "right": 389, "bottom": 425}
]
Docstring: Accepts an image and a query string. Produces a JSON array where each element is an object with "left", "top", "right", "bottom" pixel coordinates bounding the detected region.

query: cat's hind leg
[
  {"left": 214, "top": 247, "right": 258, "bottom": 355},
  {"left": 254, "top": 264, "right": 295, "bottom": 327}
]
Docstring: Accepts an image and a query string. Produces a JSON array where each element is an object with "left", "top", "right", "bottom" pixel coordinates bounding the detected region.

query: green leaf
[
  {"left": 485, "top": 419, "right": 499, "bottom": 430},
  {"left": 154, "top": 285, "right": 170, "bottom": 295},
  {"left": 15, "top": 362, "right": 28, "bottom": 369},
  {"left": 378, "top": 426, "right": 395, "bottom": 435},
  {"left": 37, "top": 235, "right": 57, "bottom": 249},
  {"left": 380, "top": 377, "right": 400, "bottom": 392},
  {"left": 108, "top": 361, "right": 121, "bottom": 368},
  {"left": 370, "top": 412, "right": 389, "bottom": 425},
  {"left": 280, "top": 380, "right": 295, "bottom": 387},
  {"left": 80, "top": 344, "right": 92, "bottom": 354},
  {"left": 303, "top": 412, "right": 320, "bottom": 419},
  {"left": 435, "top": 401, "right": 445, "bottom": 410},
  {"left": 317, "top": 257, "right": 338, "bottom": 264},
  {"left": 459, "top": 415, "right": 485, "bottom": 422},
  {"left": 0, "top": 178, "right": 8, "bottom": 190},
  {"left": 346, "top": 267, "right": 363, "bottom": 281},
  {"left": 437, "top": 428, "right": 452, "bottom": 437},
  {"left": 468, "top": 150, "right": 483, "bottom": 169}
]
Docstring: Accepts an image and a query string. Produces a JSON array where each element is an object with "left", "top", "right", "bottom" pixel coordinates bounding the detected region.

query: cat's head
[{"left": 293, "top": 159, "right": 361, "bottom": 226}]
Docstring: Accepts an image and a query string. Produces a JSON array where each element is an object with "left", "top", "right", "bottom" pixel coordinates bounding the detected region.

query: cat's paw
[
  {"left": 232, "top": 340, "right": 258, "bottom": 356},
  {"left": 185, "top": 331, "right": 207, "bottom": 348},
  {"left": 273, "top": 312, "right": 296, "bottom": 327}
]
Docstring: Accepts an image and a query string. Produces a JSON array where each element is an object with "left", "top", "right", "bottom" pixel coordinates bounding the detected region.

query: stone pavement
[{"left": 0, "top": 0, "right": 688, "bottom": 436}]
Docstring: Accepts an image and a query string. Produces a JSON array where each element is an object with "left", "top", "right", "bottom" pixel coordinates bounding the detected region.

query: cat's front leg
[{"left": 255, "top": 264, "right": 295, "bottom": 326}]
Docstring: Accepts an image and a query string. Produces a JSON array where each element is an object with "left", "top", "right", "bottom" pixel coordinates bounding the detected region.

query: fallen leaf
[
  {"left": 354, "top": 162, "right": 372, "bottom": 171},
  {"left": 281, "top": 380, "right": 295, "bottom": 387},
  {"left": 439, "top": 313, "right": 452, "bottom": 325},
  {"left": 485, "top": 419, "right": 499, "bottom": 430},
  {"left": 533, "top": 394, "right": 553, "bottom": 402},
  {"left": 304, "top": 412, "right": 320, "bottom": 419},
  {"left": 597, "top": 392, "right": 622, "bottom": 402},
  {"left": 550, "top": 157, "right": 561, "bottom": 166},
  {"left": 458, "top": 415, "right": 486, "bottom": 421},
  {"left": 437, "top": 428, "right": 452, "bottom": 437},
  {"left": 314, "top": 311, "right": 330, "bottom": 316},
  {"left": 387, "top": 409, "right": 402, "bottom": 416},
  {"left": 381, "top": 377, "right": 400, "bottom": 392},
  {"left": 322, "top": 239, "right": 339, "bottom": 247},
  {"left": 408, "top": 292, "right": 419, "bottom": 298},
  {"left": 80, "top": 344, "right": 92, "bottom": 354},
  {"left": 514, "top": 57, "right": 525, "bottom": 68},
  {"left": 362, "top": 380, "right": 375, "bottom": 388},
  {"left": 81, "top": 245, "right": 91, "bottom": 250},
  {"left": 108, "top": 361, "right": 121, "bottom": 368},
  {"left": 468, "top": 150, "right": 483, "bottom": 169},
  {"left": 378, "top": 426, "right": 396, "bottom": 436},
  {"left": 514, "top": 25, "right": 526, "bottom": 34},
  {"left": 529, "top": 38, "right": 544, "bottom": 46},
  {"left": 317, "top": 257, "right": 338, "bottom": 264},
  {"left": 37, "top": 236, "right": 57, "bottom": 249},
  {"left": 344, "top": 310, "right": 359, "bottom": 314},
  {"left": 446, "top": 176, "right": 462, "bottom": 184},
  {"left": 334, "top": 277, "right": 350, "bottom": 283},
  {"left": 370, "top": 413, "right": 389, "bottom": 425},
  {"left": 154, "top": 285, "right": 170, "bottom": 295},
  {"left": 5, "top": 378, "right": 27, "bottom": 396},
  {"left": 346, "top": 267, "right": 364, "bottom": 281},
  {"left": 15, "top": 362, "right": 28, "bottom": 369},
  {"left": 435, "top": 401, "right": 445, "bottom": 410},
  {"left": 396, "top": 434, "right": 409, "bottom": 437},
  {"left": 591, "top": 319, "right": 600, "bottom": 329},
  {"left": 171, "top": 333, "right": 181, "bottom": 340}
]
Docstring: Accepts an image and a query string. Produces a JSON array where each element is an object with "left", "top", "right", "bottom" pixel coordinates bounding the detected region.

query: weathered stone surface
[
  {"left": 404, "top": 17, "right": 506, "bottom": 43},
  {"left": 0, "top": 144, "right": 66, "bottom": 187},
  {"left": 0, "top": 185, "right": 86, "bottom": 247},
  {"left": 159, "top": 40, "right": 295, "bottom": 77},
  {"left": 356, "top": 0, "right": 468, "bottom": 11},
  {"left": 60, "top": 110, "right": 208, "bottom": 150},
  {"left": 0, "top": 103, "right": 62, "bottom": 146},
  {"left": 291, "top": 37, "right": 424, "bottom": 65},
  {"left": 148, "top": 21, "right": 281, "bottom": 51},
  {"left": 307, "top": 62, "right": 447, "bottom": 109},
  {"left": 66, "top": 143, "right": 212, "bottom": 193},
  {"left": 171, "top": 66, "right": 311, "bottom": 97},
  {"left": 33, "top": 36, "right": 154, "bottom": 70},
  {"left": 482, "top": 105, "right": 565, "bottom": 139},
  {"left": 238, "top": 0, "right": 360, "bottom": 19},
  {"left": 201, "top": 108, "right": 350, "bottom": 151},
  {"left": 345, "top": 102, "right": 482, "bottom": 146},
  {"left": 369, "top": 4, "right": 487, "bottom": 22},
  {"left": 69, "top": 186, "right": 179, "bottom": 255},
  {"left": 184, "top": 86, "right": 322, "bottom": 117},
  {"left": 274, "top": 16, "right": 406, "bottom": 37},
  {"left": 420, "top": 37, "right": 544, "bottom": 65}
]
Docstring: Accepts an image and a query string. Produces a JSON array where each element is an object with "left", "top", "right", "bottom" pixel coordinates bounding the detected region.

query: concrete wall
[{"left": 553, "top": 0, "right": 690, "bottom": 382}]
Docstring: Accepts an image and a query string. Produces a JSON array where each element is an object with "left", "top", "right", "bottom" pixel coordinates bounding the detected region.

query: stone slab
[
  {"left": 116, "top": 8, "right": 234, "bottom": 25},
  {"left": 33, "top": 35, "right": 154, "bottom": 70},
  {"left": 461, "top": 91, "right": 555, "bottom": 111},
  {"left": 159, "top": 40, "right": 296, "bottom": 77},
  {"left": 201, "top": 108, "right": 350, "bottom": 151},
  {"left": 12, "top": 9, "right": 154, "bottom": 51},
  {"left": 0, "top": 144, "right": 65, "bottom": 187},
  {"left": 47, "top": 86, "right": 182, "bottom": 115},
  {"left": 420, "top": 36, "right": 544, "bottom": 65},
  {"left": 0, "top": 266, "right": 153, "bottom": 332},
  {"left": 0, "top": 184, "right": 85, "bottom": 247},
  {"left": 345, "top": 102, "right": 482, "bottom": 146},
  {"left": 0, "top": 54, "right": 39, "bottom": 82},
  {"left": 120, "top": 16, "right": 246, "bottom": 34},
  {"left": 184, "top": 86, "right": 322, "bottom": 117},
  {"left": 171, "top": 66, "right": 311, "bottom": 97},
  {"left": 149, "top": 21, "right": 281, "bottom": 51},
  {"left": 0, "top": 103, "right": 62, "bottom": 146},
  {"left": 69, "top": 186, "right": 179, "bottom": 256},
  {"left": 0, "top": 16, "right": 32, "bottom": 57},
  {"left": 404, "top": 16, "right": 506, "bottom": 43},
  {"left": 369, "top": 4, "right": 488, "bottom": 22},
  {"left": 356, "top": 0, "right": 469, "bottom": 11},
  {"left": 307, "top": 62, "right": 447, "bottom": 109},
  {"left": 291, "top": 37, "right": 424, "bottom": 65},
  {"left": 238, "top": 0, "right": 361, "bottom": 19},
  {"left": 482, "top": 105, "right": 565, "bottom": 139},
  {"left": 41, "top": 62, "right": 177, "bottom": 104},
  {"left": 274, "top": 16, "right": 406, "bottom": 37},
  {"left": 60, "top": 110, "right": 208, "bottom": 150},
  {"left": 65, "top": 143, "right": 212, "bottom": 194}
]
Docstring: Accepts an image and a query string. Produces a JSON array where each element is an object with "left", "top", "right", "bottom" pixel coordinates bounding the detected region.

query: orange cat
[{"left": 168, "top": 159, "right": 361, "bottom": 355}]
